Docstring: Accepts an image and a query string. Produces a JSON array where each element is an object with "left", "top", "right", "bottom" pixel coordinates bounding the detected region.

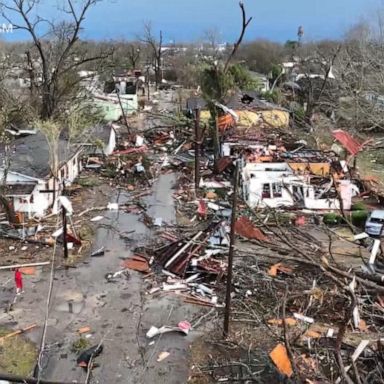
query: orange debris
[
  {"left": 268, "top": 263, "right": 293, "bottom": 277},
  {"left": 268, "top": 318, "right": 297, "bottom": 327},
  {"left": 270, "top": 344, "right": 293, "bottom": 377}
]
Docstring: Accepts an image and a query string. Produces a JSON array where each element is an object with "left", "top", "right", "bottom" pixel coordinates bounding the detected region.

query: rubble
[{"left": 1, "top": 85, "right": 384, "bottom": 384}]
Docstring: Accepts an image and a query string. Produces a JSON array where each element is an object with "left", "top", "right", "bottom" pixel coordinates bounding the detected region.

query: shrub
[
  {"left": 350, "top": 210, "right": 368, "bottom": 227},
  {"left": 351, "top": 202, "right": 367, "bottom": 211},
  {"left": 71, "top": 337, "right": 89, "bottom": 353},
  {"left": 323, "top": 213, "right": 343, "bottom": 225},
  {"left": 76, "top": 177, "right": 100, "bottom": 188}
]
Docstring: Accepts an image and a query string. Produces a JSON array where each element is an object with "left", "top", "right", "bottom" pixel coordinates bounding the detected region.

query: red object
[
  {"left": 218, "top": 114, "right": 236, "bottom": 132},
  {"left": 15, "top": 269, "right": 23, "bottom": 290},
  {"left": 295, "top": 216, "right": 306, "bottom": 226},
  {"left": 332, "top": 130, "right": 363, "bottom": 156},
  {"left": 178, "top": 321, "right": 192, "bottom": 333},
  {"left": 197, "top": 200, "right": 207, "bottom": 218},
  {"left": 66, "top": 233, "right": 82, "bottom": 246},
  {"left": 216, "top": 157, "right": 233, "bottom": 173},
  {"left": 235, "top": 216, "right": 269, "bottom": 242}
]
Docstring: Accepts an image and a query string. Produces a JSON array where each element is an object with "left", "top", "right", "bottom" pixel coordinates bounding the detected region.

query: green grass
[
  {"left": 71, "top": 337, "right": 90, "bottom": 353},
  {"left": 0, "top": 327, "right": 37, "bottom": 376},
  {"left": 76, "top": 176, "right": 101, "bottom": 188}
]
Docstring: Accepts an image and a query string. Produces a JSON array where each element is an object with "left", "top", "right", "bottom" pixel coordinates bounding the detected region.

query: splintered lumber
[
  {"left": 184, "top": 298, "right": 216, "bottom": 307},
  {"left": 335, "top": 340, "right": 370, "bottom": 384},
  {"left": 164, "top": 231, "right": 203, "bottom": 268},
  {"left": 0, "top": 261, "right": 50, "bottom": 271},
  {"left": 0, "top": 324, "right": 37, "bottom": 342}
]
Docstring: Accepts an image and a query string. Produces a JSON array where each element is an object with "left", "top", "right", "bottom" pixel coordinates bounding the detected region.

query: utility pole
[
  {"left": 62, "top": 205, "right": 68, "bottom": 259},
  {"left": 223, "top": 161, "right": 239, "bottom": 338},
  {"left": 194, "top": 108, "right": 201, "bottom": 191},
  {"left": 62, "top": 181, "right": 68, "bottom": 259}
]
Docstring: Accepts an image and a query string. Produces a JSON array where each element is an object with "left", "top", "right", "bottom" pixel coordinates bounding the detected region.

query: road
[{"left": 0, "top": 173, "right": 202, "bottom": 384}]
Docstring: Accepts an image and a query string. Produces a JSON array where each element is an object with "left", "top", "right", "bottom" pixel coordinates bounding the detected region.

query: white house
[
  {"left": 0, "top": 124, "right": 118, "bottom": 219},
  {"left": 242, "top": 162, "right": 355, "bottom": 210},
  {"left": 0, "top": 132, "right": 84, "bottom": 219}
]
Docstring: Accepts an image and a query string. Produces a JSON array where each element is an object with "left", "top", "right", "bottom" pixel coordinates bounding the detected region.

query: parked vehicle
[{"left": 365, "top": 210, "right": 384, "bottom": 236}]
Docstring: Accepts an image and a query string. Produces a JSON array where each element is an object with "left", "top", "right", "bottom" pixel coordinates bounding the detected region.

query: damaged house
[
  {"left": 241, "top": 152, "right": 357, "bottom": 210},
  {"left": 0, "top": 125, "right": 116, "bottom": 219},
  {"left": 226, "top": 91, "right": 290, "bottom": 129},
  {"left": 187, "top": 91, "right": 290, "bottom": 134},
  {"left": 93, "top": 93, "right": 138, "bottom": 121}
]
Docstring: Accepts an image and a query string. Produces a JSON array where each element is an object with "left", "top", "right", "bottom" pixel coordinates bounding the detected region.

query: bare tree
[
  {"left": 223, "top": 1, "right": 253, "bottom": 73},
  {"left": 0, "top": 0, "right": 111, "bottom": 120},
  {"left": 200, "top": 1, "right": 253, "bottom": 165},
  {"left": 141, "top": 22, "right": 163, "bottom": 90},
  {"left": 335, "top": 20, "right": 384, "bottom": 132},
  {"left": 296, "top": 43, "right": 341, "bottom": 126},
  {"left": 202, "top": 27, "right": 224, "bottom": 58},
  {"left": 127, "top": 43, "right": 142, "bottom": 69}
]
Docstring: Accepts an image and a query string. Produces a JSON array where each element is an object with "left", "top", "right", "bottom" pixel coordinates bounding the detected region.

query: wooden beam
[{"left": 0, "top": 262, "right": 50, "bottom": 271}]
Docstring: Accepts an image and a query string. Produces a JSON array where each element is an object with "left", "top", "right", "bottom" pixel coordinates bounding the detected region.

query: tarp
[{"left": 332, "top": 130, "right": 362, "bottom": 156}]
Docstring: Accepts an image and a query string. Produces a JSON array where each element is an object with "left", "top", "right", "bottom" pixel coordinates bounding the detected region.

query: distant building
[{"left": 93, "top": 94, "right": 138, "bottom": 121}]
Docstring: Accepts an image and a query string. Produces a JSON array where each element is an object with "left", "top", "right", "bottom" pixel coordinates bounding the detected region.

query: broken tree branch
[{"left": 223, "top": 1, "right": 253, "bottom": 73}]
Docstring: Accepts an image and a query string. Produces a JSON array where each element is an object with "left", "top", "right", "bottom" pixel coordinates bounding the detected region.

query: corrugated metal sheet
[{"left": 332, "top": 130, "right": 362, "bottom": 156}]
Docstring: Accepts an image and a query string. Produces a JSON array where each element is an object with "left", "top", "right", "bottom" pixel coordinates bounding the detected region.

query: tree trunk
[
  {"left": 154, "top": 62, "right": 161, "bottom": 90},
  {"left": 213, "top": 117, "right": 220, "bottom": 172},
  {"left": 0, "top": 193, "right": 17, "bottom": 224}
]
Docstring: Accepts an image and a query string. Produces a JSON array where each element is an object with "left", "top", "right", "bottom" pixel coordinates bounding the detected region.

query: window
[
  {"left": 262, "top": 184, "right": 271, "bottom": 199},
  {"left": 371, "top": 217, "right": 384, "bottom": 224},
  {"left": 272, "top": 183, "right": 282, "bottom": 198},
  {"left": 293, "top": 186, "right": 304, "bottom": 201}
]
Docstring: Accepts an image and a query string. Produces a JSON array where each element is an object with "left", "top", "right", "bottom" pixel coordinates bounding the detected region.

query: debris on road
[
  {"left": 77, "top": 345, "right": 104, "bottom": 368},
  {"left": 157, "top": 351, "right": 170, "bottom": 362},
  {"left": 0, "top": 324, "right": 37, "bottom": 342}
]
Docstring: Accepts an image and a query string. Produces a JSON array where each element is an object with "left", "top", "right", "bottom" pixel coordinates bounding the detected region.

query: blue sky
[{"left": 2, "top": 0, "right": 381, "bottom": 43}]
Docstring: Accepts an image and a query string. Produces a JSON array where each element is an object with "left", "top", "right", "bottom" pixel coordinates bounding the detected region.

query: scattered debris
[
  {"left": 91, "top": 247, "right": 105, "bottom": 257},
  {"left": 269, "top": 344, "right": 293, "bottom": 377},
  {"left": 77, "top": 344, "right": 103, "bottom": 368},
  {"left": 0, "top": 324, "right": 37, "bottom": 342},
  {"left": 78, "top": 327, "right": 91, "bottom": 335},
  {"left": 157, "top": 351, "right": 170, "bottom": 362},
  {"left": 146, "top": 321, "right": 191, "bottom": 339},
  {"left": 122, "top": 256, "right": 150, "bottom": 273}
]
